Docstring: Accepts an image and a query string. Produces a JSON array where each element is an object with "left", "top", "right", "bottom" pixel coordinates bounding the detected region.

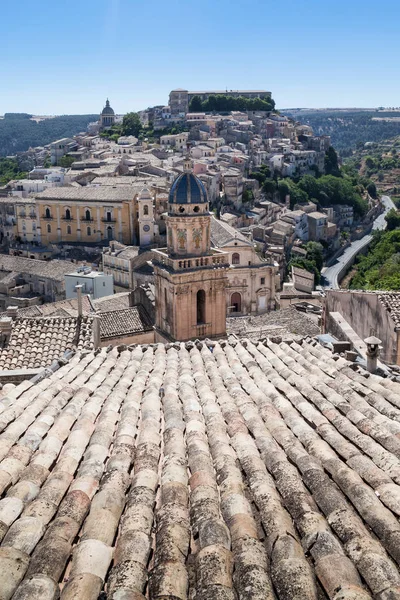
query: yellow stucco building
[{"left": 33, "top": 187, "right": 140, "bottom": 246}]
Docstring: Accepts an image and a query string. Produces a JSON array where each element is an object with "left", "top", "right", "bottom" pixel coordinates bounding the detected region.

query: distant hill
[
  {"left": 0, "top": 113, "right": 99, "bottom": 156},
  {"left": 282, "top": 109, "right": 400, "bottom": 155}
]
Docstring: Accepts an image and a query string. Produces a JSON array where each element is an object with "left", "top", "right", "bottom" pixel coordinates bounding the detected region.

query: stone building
[
  {"left": 169, "top": 88, "right": 272, "bottom": 114},
  {"left": 100, "top": 98, "right": 115, "bottom": 130},
  {"left": 33, "top": 187, "right": 136, "bottom": 246},
  {"left": 102, "top": 241, "right": 155, "bottom": 290},
  {"left": 153, "top": 165, "right": 229, "bottom": 341},
  {"left": 210, "top": 217, "right": 277, "bottom": 315}
]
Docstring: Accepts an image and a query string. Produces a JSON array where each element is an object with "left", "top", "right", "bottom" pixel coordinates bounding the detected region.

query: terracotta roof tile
[
  {"left": 0, "top": 317, "right": 93, "bottom": 370},
  {"left": 0, "top": 338, "right": 400, "bottom": 597},
  {"left": 99, "top": 306, "right": 153, "bottom": 340}
]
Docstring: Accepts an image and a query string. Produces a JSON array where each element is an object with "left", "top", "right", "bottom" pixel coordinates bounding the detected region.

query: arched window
[
  {"left": 87, "top": 227, "right": 91, "bottom": 236},
  {"left": 197, "top": 289, "right": 206, "bottom": 324},
  {"left": 67, "top": 225, "right": 71, "bottom": 234},
  {"left": 231, "top": 292, "right": 242, "bottom": 313},
  {"left": 143, "top": 205, "right": 149, "bottom": 216},
  {"left": 85, "top": 209, "right": 91, "bottom": 221},
  {"left": 106, "top": 211, "right": 112, "bottom": 222},
  {"left": 65, "top": 208, "right": 71, "bottom": 220},
  {"left": 232, "top": 253, "right": 240, "bottom": 265},
  {"left": 107, "top": 226, "right": 113, "bottom": 240},
  {"left": 45, "top": 207, "right": 51, "bottom": 219},
  {"left": 47, "top": 224, "right": 51, "bottom": 233}
]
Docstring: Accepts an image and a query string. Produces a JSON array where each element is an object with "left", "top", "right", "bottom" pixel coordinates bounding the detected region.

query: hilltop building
[
  {"left": 100, "top": 98, "right": 115, "bottom": 130},
  {"left": 169, "top": 89, "right": 272, "bottom": 114},
  {"left": 153, "top": 162, "right": 229, "bottom": 341}
]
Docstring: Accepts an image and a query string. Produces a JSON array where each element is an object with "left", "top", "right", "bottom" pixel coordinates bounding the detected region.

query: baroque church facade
[{"left": 153, "top": 165, "right": 229, "bottom": 342}]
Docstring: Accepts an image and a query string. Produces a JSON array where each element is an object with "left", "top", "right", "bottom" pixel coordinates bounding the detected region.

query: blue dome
[{"left": 169, "top": 172, "right": 207, "bottom": 204}]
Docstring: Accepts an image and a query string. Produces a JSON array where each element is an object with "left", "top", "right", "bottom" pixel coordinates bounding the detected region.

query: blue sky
[{"left": 1, "top": 0, "right": 398, "bottom": 114}]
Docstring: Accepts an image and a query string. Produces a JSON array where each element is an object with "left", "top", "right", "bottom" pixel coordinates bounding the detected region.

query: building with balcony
[
  {"left": 153, "top": 163, "right": 229, "bottom": 341},
  {"left": 33, "top": 186, "right": 138, "bottom": 246}
]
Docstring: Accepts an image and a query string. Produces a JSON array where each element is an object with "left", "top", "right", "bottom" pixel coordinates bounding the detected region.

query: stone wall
[{"left": 325, "top": 290, "right": 399, "bottom": 365}]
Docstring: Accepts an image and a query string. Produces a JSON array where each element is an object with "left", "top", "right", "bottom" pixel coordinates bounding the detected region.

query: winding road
[{"left": 321, "top": 195, "right": 395, "bottom": 289}]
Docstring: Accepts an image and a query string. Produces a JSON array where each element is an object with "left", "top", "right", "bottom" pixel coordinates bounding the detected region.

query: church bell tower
[{"left": 153, "top": 164, "right": 228, "bottom": 342}]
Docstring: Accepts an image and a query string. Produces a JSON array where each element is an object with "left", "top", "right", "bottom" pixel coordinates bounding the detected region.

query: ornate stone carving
[
  {"left": 192, "top": 227, "right": 203, "bottom": 249},
  {"left": 177, "top": 285, "right": 190, "bottom": 295},
  {"left": 177, "top": 228, "right": 187, "bottom": 249}
]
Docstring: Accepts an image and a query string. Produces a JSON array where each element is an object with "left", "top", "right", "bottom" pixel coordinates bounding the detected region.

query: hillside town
[
  {"left": 2, "top": 78, "right": 400, "bottom": 600},
  {"left": 0, "top": 91, "right": 397, "bottom": 372}
]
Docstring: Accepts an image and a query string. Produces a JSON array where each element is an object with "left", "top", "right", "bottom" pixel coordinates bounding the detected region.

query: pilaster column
[
  {"left": 76, "top": 205, "right": 81, "bottom": 241},
  {"left": 118, "top": 207, "right": 123, "bottom": 242},
  {"left": 56, "top": 204, "right": 61, "bottom": 241},
  {"left": 97, "top": 207, "right": 101, "bottom": 242}
]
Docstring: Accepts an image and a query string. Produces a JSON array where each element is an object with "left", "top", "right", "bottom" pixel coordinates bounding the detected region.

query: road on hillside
[{"left": 321, "top": 195, "right": 395, "bottom": 289}]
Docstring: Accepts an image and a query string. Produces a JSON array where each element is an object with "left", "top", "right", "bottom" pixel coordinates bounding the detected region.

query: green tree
[
  {"left": 350, "top": 230, "right": 400, "bottom": 290},
  {"left": 305, "top": 241, "right": 324, "bottom": 271},
  {"left": 121, "top": 112, "right": 142, "bottom": 137},
  {"left": 58, "top": 155, "right": 75, "bottom": 168},
  {"left": 365, "top": 156, "right": 376, "bottom": 169},
  {"left": 298, "top": 174, "right": 320, "bottom": 199},
  {"left": 324, "top": 147, "right": 341, "bottom": 177},
  {"left": 385, "top": 208, "right": 400, "bottom": 231},
  {"left": 242, "top": 189, "right": 254, "bottom": 203},
  {"left": 0, "top": 158, "right": 27, "bottom": 185},
  {"left": 277, "top": 180, "right": 290, "bottom": 202},
  {"left": 189, "top": 95, "right": 203, "bottom": 112},
  {"left": 262, "top": 179, "right": 276, "bottom": 197},
  {"left": 367, "top": 182, "right": 377, "bottom": 198}
]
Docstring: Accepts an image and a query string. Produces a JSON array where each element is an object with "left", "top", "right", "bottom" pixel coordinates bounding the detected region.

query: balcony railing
[
  {"left": 81, "top": 217, "right": 94, "bottom": 222},
  {"left": 153, "top": 248, "right": 229, "bottom": 272},
  {"left": 62, "top": 216, "right": 73, "bottom": 221},
  {"left": 42, "top": 215, "right": 53, "bottom": 220},
  {"left": 101, "top": 217, "right": 116, "bottom": 223}
]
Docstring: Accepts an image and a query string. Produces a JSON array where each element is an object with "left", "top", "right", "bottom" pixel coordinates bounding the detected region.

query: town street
[{"left": 322, "top": 195, "right": 395, "bottom": 289}]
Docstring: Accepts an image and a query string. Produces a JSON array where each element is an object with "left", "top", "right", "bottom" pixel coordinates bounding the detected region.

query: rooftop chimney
[
  {"left": 364, "top": 335, "right": 382, "bottom": 374},
  {"left": 6, "top": 306, "right": 18, "bottom": 320},
  {"left": 92, "top": 315, "right": 101, "bottom": 349},
  {"left": 0, "top": 317, "right": 13, "bottom": 344},
  {"left": 75, "top": 285, "right": 83, "bottom": 317}
]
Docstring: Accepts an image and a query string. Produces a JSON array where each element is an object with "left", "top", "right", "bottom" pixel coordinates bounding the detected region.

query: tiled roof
[
  {"left": 0, "top": 338, "right": 400, "bottom": 597},
  {"left": 0, "top": 296, "right": 94, "bottom": 319},
  {"left": 379, "top": 292, "right": 400, "bottom": 328},
  {"left": 292, "top": 266, "right": 314, "bottom": 280},
  {"left": 35, "top": 186, "right": 136, "bottom": 202},
  {"left": 292, "top": 266, "right": 315, "bottom": 289},
  {"left": 210, "top": 216, "right": 249, "bottom": 247},
  {"left": 91, "top": 291, "right": 131, "bottom": 312},
  {"left": 99, "top": 306, "right": 153, "bottom": 339},
  {"left": 0, "top": 256, "right": 76, "bottom": 282},
  {"left": 0, "top": 316, "right": 93, "bottom": 370}
]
